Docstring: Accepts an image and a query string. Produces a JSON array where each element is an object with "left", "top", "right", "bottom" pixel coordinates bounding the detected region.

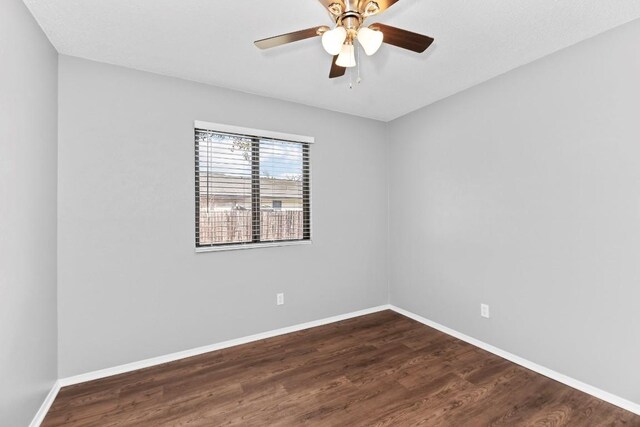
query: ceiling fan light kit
[
  {"left": 254, "top": 0, "right": 434, "bottom": 80},
  {"left": 336, "top": 42, "right": 356, "bottom": 67},
  {"left": 357, "top": 26, "right": 384, "bottom": 56},
  {"left": 322, "top": 26, "right": 347, "bottom": 55}
]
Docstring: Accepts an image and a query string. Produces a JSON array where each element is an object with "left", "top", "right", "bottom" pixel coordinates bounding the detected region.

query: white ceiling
[{"left": 23, "top": 0, "right": 640, "bottom": 121}]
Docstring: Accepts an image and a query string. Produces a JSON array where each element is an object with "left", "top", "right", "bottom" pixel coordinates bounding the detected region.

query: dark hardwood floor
[{"left": 43, "top": 310, "right": 639, "bottom": 426}]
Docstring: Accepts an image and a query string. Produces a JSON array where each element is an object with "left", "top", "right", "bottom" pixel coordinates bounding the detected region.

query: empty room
[{"left": 2, "top": 0, "right": 640, "bottom": 425}]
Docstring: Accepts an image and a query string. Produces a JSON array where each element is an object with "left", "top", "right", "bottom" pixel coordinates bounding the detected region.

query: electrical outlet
[
  {"left": 481, "top": 304, "right": 490, "bottom": 319},
  {"left": 276, "top": 293, "right": 284, "bottom": 306}
]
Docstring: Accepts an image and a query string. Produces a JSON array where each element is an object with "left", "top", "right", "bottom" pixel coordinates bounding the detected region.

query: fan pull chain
[
  {"left": 356, "top": 42, "right": 362, "bottom": 84},
  {"left": 348, "top": 66, "right": 353, "bottom": 89}
]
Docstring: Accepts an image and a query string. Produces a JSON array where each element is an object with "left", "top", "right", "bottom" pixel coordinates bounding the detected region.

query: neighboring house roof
[{"left": 199, "top": 173, "right": 302, "bottom": 200}]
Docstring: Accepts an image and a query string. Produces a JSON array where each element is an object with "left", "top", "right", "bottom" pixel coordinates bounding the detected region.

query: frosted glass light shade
[
  {"left": 321, "top": 27, "right": 347, "bottom": 55},
  {"left": 357, "top": 27, "right": 383, "bottom": 56},
  {"left": 336, "top": 43, "right": 356, "bottom": 68}
]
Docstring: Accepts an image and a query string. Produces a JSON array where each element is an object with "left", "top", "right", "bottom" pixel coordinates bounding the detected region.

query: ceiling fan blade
[
  {"left": 329, "top": 55, "right": 346, "bottom": 78},
  {"left": 255, "top": 26, "right": 329, "bottom": 49},
  {"left": 370, "top": 23, "right": 434, "bottom": 53}
]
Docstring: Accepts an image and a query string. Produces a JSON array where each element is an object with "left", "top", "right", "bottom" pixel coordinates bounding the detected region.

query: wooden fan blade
[
  {"left": 329, "top": 55, "right": 346, "bottom": 79},
  {"left": 369, "top": 23, "right": 434, "bottom": 53},
  {"left": 255, "top": 26, "right": 329, "bottom": 49}
]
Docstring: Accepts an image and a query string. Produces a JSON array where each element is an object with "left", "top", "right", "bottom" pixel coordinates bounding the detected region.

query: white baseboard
[
  {"left": 58, "top": 304, "right": 392, "bottom": 387},
  {"left": 389, "top": 305, "right": 640, "bottom": 416},
  {"left": 30, "top": 380, "right": 61, "bottom": 427}
]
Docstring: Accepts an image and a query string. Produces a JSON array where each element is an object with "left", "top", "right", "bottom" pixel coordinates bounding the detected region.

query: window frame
[{"left": 194, "top": 121, "right": 313, "bottom": 253}]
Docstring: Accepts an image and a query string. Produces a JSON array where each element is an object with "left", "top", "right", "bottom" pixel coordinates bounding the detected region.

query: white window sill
[{"left": 195, "top": 240, "right": 312, "bottom": 253}]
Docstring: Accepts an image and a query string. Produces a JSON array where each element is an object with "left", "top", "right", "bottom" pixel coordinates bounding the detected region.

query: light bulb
[
  {"left": 336, "top": 43, "right": 356, "bottom": 68},
  {"left": 357, "top": 27, "right": 383, "bottom": 56},
  {"left": 321, "top": 26, "right": 347, "bottom": 55}
]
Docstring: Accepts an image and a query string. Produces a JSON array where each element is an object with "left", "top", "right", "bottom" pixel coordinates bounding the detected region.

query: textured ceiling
[{"left": 23, "top": 0, "right": 640, "bottom": 121}]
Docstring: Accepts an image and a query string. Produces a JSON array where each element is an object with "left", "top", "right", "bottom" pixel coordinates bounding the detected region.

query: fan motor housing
[
  {"left": 338, "top": 13, "right": 363, "bottom": 32},
  {"left": 343, "top": 0, "right": 361, "bottom": 13}
]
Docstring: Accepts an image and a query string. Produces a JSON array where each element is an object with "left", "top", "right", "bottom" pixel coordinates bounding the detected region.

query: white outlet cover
[
  {"left": 276, "top": 293, "right": 284, "bottom": 306},
  {"left": 481, "top": 304, "right": 490, "bottom": 319}
]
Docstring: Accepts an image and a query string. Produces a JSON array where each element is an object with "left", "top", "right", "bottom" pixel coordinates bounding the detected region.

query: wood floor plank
[{"left": 42, "top": 311, "right": 640, "bottom": 426}]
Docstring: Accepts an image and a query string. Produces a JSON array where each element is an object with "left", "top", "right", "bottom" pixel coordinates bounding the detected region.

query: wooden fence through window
[{"left": 198, "top": 210, "right": 304, "bottom": 245}]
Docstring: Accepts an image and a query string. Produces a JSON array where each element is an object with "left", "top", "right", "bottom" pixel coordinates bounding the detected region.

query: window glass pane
[
  {"left": 197, "top": 132, "right": 253, "bottom": 245},
  {"left": 259, "top": 139, "right": 304, "bottom": 242}
]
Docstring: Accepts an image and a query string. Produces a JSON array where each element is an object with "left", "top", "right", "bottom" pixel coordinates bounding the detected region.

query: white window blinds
[{"left": 195, "top": 125, "right": 311, "bottom": 249}]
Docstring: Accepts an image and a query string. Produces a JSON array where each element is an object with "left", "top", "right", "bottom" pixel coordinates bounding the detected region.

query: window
[{"left": 195, "top": 122, "right": 311, "bottom": 250}]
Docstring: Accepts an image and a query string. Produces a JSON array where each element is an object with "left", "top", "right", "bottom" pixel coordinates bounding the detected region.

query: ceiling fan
[{"left": 254, "top": 0, "right": 434, "bottom": 79}]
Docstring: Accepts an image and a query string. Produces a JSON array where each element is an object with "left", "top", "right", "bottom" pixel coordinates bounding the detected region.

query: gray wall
[
  {"left": 57, "top": 56, "right": 389, "bottom": 377},
  {"left": 0, "top": 0, "right": 58, "bottom": 425},
  {"left": 388, "top": 19, "right": 640, "bottom": 404}
]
